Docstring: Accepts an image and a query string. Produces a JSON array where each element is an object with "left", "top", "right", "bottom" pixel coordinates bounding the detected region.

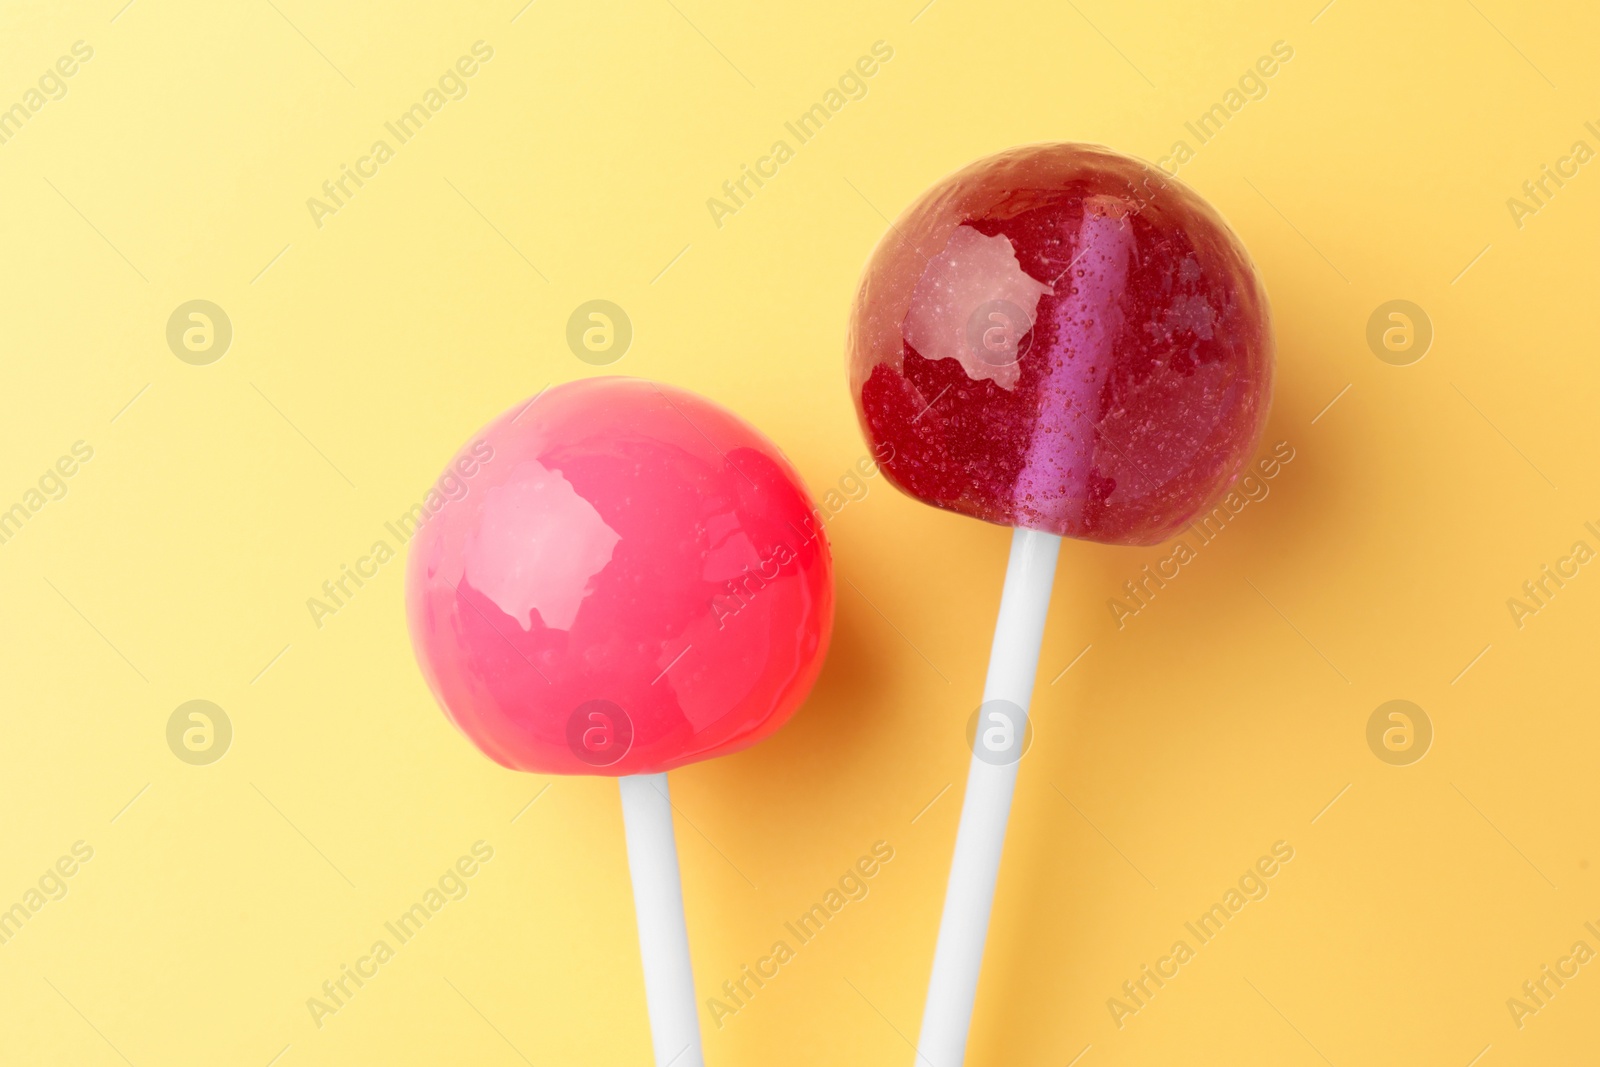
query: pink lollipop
[
  {"left": 407, "top": 377, "right": 832, "bottom": 1065},
  {"left": 849, "top": 144, "right": 1273, "bottom": 1064}
]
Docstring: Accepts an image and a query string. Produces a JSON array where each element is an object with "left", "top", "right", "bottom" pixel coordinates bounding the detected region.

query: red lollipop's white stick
[
  {"left": 619, "top": 773, "right": 705, "bottom": 1067},
  {"left": 916, "top": 527, "right": 1062, "bottom": 1066}
]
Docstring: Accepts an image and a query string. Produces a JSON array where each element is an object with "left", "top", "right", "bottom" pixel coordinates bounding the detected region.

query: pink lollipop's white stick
[
  {"left": 619, "top": 773, "right": 705, "bottom": 1067},
  {"left": 916, "top": 527, "right": 1061, "bottom": 1066}
]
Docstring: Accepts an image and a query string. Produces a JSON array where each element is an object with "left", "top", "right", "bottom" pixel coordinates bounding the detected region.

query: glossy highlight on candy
[
  {"left": 406, "top": 377, "right": 834, "bottom": 776},
  {"left": 849, "top": 143, "right": 1274, "bottom": 545}
]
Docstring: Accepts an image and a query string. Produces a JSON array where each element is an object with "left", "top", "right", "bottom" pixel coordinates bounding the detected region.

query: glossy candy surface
[
  {"left": 407, "top": 377, "right": 833, "bottom": 776},
  {"left": 849, "top": 143, "right": 1274, "bottom": 545}
]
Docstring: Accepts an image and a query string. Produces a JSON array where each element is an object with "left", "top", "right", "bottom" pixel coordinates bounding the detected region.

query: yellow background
[{"left": 2, "top": 0, "right": 1596, "bottom": 1063}]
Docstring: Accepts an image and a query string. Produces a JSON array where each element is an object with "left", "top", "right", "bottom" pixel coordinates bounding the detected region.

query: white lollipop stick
[
  {"left": 916, "top": 526, "right": 1061, "bottom": 1066},
  {"left": 619, "top": 773, "right": 705, "bottom": 1067}
]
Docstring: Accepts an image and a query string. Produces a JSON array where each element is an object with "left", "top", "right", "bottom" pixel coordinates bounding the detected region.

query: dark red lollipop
[
  {"left": 850, "top": 142, "right": 1272, "bottom": 545},
  {"left": 847, "top": 144, "right": 1274, "bottom": 1066}
]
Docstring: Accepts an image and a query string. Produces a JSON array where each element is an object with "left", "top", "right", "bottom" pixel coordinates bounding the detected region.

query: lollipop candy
[
  {"left": 407, "top": 377, "right": 833, "bottom": 1066},
  {"left": 848, "top": 143, "right": 1272, "bottom": 1064}
]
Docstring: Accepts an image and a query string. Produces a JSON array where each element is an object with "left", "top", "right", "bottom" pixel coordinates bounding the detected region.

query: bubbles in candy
[
  {"left": 848, "top": 143, "right": 1274, "bottom": 546},
  {"left": 406, "top": 377, "right": 833, "bottom": 776}
]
